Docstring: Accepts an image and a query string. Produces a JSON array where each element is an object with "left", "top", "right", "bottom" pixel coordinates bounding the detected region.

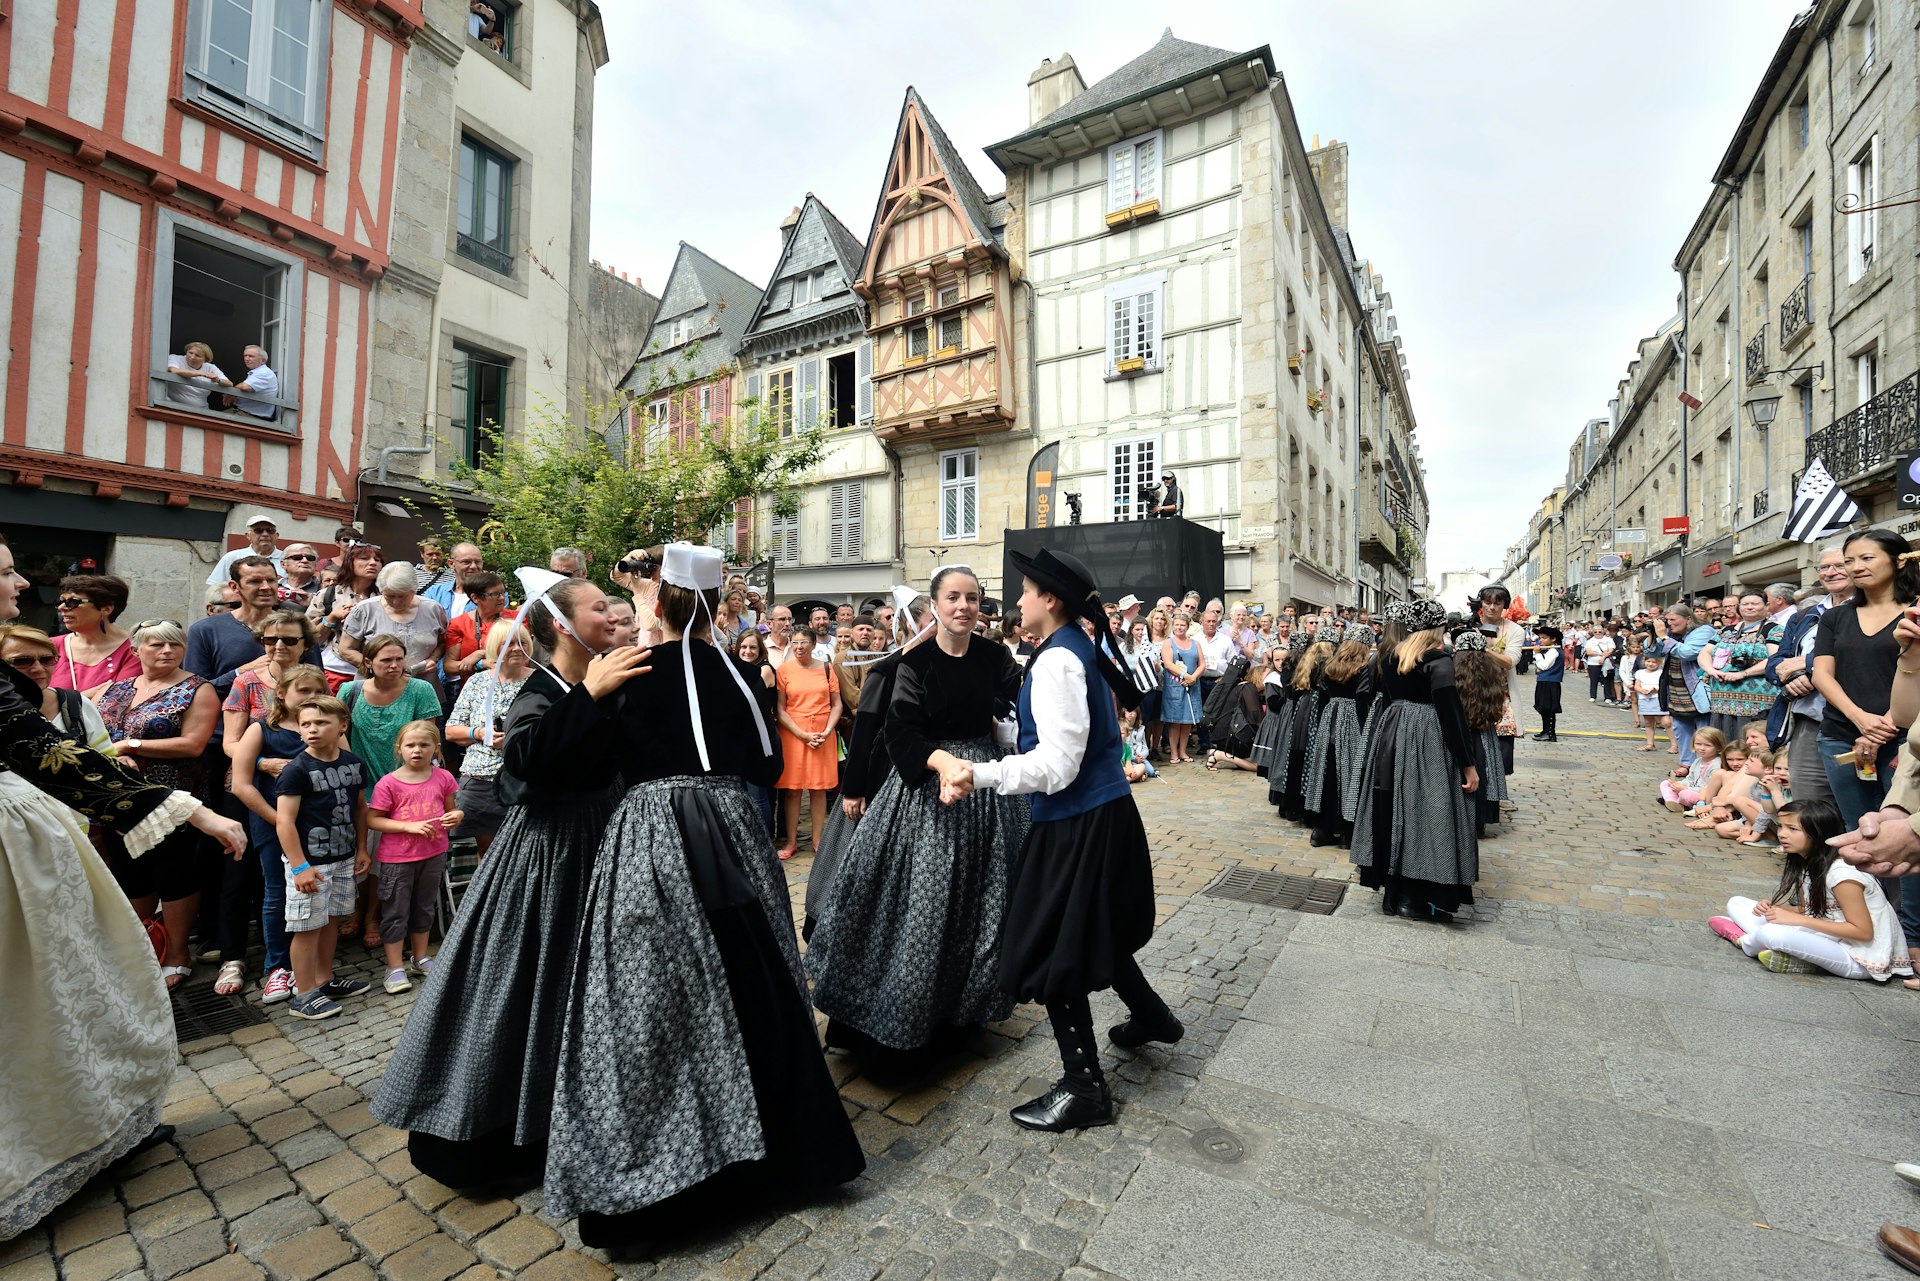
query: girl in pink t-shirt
[{"left": 367, "top": 720, "right": 461, "bottom": 994}]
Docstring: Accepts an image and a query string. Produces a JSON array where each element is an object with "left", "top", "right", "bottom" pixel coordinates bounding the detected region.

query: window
[
  {"left": 906, "top": 293, "right": 927, "bottom": 317},
  {"left": 667, "top": 317, "right": 690, "bottom": 348},
  {"left": 1107, "top": 129, "right": 1162, "bottom": 212},
  {"left": 938, "top": 314, "right": 964, "bottom": 353},
  {"left": 792, "top": 274, "right": 812, "bottom": 308},
  {"left": 768, "top": 368, "right": 794, "bottom": 437},
  {"left": 468, "top": 0, "right": 516, "bottom": 58},
  {"left": 1799, "top": 379, "right": 1816, "bottom": 439},
  {"left": 451, "top": 345, "right": 510, "bottom": 468},
  {"left": 150, "top": 213, "right": 302, "bottom": 426},
  {"left": 184, "top": 0, "right": 328, "bottom": 158},
  {"left": 908, "top": 324, "right": 930, "bottom": 359},
  {"left": 771, "top": 509, "right": 799, "bottom": 567},
  {"left": 1848, "top": 136, "right": 1879, "bottom": 280},
  {"left": 1109, "top": 436, "right": 1158, "bottom": 522},
  {"left": 645, "top": 399, "right": 668, "bottom": 453},
  {"left": 827, "top": 351, "right": 857, "bottom": 428},
  {"left": 1857, "top": 6, "right": 1877, "bottom": 74},
  {"left": 937, "top": 284, "right": 961, "bottom": 308},
  {"left": 829, "top": 482, "right": 864, "bottom": 563},
  {"left": 1857, "top": 349, "right": 1880, "bottom": 407},
  {"left": 457, "top": 135, "right": 514, "bottom": 275},
  {"left": 940, "top": 449, "right": 978, "bottom": 542},
  {"left": 698, "top": 384, "right": 714, "bottom": 425},
  {"left": 1716, "top": 311, "right": 1731, "bottom": 380},
  {"left": 1105, "top": 273, "right": 1165, "bottom": 377},
  {"left": 1793, "top": 92, "right": 1811, "bottom": 150}
]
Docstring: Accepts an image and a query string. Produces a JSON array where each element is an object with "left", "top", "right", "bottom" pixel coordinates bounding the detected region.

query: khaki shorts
[{"left": 285, "top": 860, "right": 357, "bottom": 933}]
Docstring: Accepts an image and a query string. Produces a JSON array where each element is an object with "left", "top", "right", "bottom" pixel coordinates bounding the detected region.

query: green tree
[{"left": 420, "top": 346, "right": 824, "bottom": 593}]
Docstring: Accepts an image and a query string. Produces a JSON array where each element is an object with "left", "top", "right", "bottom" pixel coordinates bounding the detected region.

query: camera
[
  {"left": 616, "top": 553, "right": 657, "bottom": 577},
  {"left": 1136, "top": 481, "right": 1161, "bottom": 507}
]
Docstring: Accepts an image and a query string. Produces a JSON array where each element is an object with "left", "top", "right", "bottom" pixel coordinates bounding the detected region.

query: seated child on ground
[
  {"left": 1743, "top": 719, "right": 1770, "bottom": 757},
  {"left": 1120, "top": 708, "right": 1158, "bottom": 783},
  {"left": 1708, "top": 799, "right": 1914, "bottom": 980},
  {"left": 1714, "top": 748, "right": 1789, "bottom": 844},
  {"left": 1664, "top": 731, "right": 1726, "bottom": 812},
  {"left": 1685, "top": 743, "right": 1748, "bottom": 826}
]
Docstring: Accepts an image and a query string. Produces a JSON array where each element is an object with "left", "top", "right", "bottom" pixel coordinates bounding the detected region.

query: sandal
[
  {"left": 777, "top": 846, "right": 796, "bottom": 861},
  {"left": 214, "top": 960, "right": 245, "bottom": 996},
  {"left": 161, "top": 964, "right": 193, "bottom": 990},
  {"left": 1206, "top": 751, "right": 1219, "bottom": 771}
]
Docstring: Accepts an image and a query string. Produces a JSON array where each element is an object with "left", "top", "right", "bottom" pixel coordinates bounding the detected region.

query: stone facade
[{"left": 1504, "top": 0, "right": 1920, "bottom": 610}]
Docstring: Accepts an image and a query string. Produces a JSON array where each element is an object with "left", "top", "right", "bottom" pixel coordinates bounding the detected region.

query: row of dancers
[
  {"left": 1247, "top": 599, "right": 1503, "bottom": 923},
  {"left": 368, "top": 545, "right": 1179, "bottom": 1248}
]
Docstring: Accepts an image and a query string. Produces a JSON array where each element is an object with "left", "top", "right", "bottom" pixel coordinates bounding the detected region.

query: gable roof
[
  {"left": 987, "top": 29, "right": 1275, "bottom": 167},
  {"left": 622, "top": 242, "right": 763, "bottom": 393},
  {"left": 862, "top": 88, "right": 1001, "bottom": 266},
  {"left": 742, "top": 194, "right": 869, "bottom": 342}
]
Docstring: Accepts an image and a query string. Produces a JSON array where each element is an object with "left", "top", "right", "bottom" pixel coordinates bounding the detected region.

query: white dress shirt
[
  {"left": 971, "top": 643, "right": 1089, "bottom": 798},
  {"left": 1198, "top": 628, "right": 1235, "bottom": 678}
]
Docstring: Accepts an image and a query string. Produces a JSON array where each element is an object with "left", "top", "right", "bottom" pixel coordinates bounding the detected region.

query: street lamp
[{"left": 1745, "top": 388, "right": 1781, "bottom": 430}]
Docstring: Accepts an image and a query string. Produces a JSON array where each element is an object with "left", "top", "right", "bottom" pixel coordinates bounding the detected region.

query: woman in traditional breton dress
[
  {"left": 1304, "top": 625, "right": 1372, "bottom": 848},
  {"left": 1265, "top": 633, "right": 1310, "bottom": 813},
  {"left": 373, "top": 574, "right": 648, "bottom": 1189},
  {"left": 0, "top": 533, "right": 248, "bottom": 1241},
  {"left": 807, "top": 565, "right": 1029, "bottom": 1054},
  {"left": 1247, "top": 645, "right": 1291, "bottom": 778},
  {"left": 543, "top": 545, "right": 861, "bottom": 1248},
  {"left": 1274, "top": 635, "right": 1331, "bottom": 822},
  {"left": 1448, "top": 628, "right": 1511, "bottom": 837},
  {"left": 1350, "top": 600, "right": 1481, "bottom": 924},
  {"left": 804, "top": 588, "right": 933, "bottom": 942}
]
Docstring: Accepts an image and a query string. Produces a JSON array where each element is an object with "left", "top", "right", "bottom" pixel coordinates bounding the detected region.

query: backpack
[
  {"left": 1197, "top": 654, "right": 1250, "bottom": 735},
  {"left": 1218, "top": 693, "right": 1259, "bottom": 758}
]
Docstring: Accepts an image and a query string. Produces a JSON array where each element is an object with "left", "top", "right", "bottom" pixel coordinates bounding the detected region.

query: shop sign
[
  {"left": 1661, "top": 516, "right": 1691, "bottom": 535},
  {"left": 1613, "top": 528, "right": 1647, "bottom": 544},
  {"left": 1702, "top": 560, "right": 1722, "bottom": 577}
]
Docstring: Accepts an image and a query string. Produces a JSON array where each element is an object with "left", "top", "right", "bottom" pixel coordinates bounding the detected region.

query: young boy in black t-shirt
[{"left": 274, "top": 696, "right": 370, "bottom": 1021}]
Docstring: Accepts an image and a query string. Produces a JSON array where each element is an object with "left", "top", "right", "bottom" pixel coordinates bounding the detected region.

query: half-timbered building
[
  {"left": 1, "top": 0, "right": 421, "bottom": 617},
  {"left": 739, "top": 195, "right": 895, "bottom": 611}
]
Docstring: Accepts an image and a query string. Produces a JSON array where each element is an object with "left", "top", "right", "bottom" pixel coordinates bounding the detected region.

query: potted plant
[
  {"left": 1287, "top": 348, "right": 1304, "bottom": 376},
  {"left": 1306, "top": 387, "right": 1326, "bottom": 416}
]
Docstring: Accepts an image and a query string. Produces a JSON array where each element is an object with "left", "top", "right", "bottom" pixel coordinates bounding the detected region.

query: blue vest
[{"left": 1019, "top": 624, "right": 1130, "bottom": 822}]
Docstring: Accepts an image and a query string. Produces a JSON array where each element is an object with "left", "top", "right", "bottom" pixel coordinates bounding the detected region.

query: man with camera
[{"left": 1149, "top": 470, "right": 1183, "bottom": 519}]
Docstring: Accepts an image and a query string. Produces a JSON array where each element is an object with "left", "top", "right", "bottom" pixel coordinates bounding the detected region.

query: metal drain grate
[
  {"left": 171, "top": 983, "right": 269, "bottom": 1043},
  {"left": 1202, "top": 867, "right": 1347, "bottom": 914}
]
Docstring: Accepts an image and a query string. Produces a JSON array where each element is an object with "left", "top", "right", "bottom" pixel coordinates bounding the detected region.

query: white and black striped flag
[{"left": 1782, "top": 457, "right": 1860, "bottom": 543}]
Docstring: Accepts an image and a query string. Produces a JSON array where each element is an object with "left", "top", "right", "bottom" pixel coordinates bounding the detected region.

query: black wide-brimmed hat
[{"left": 1006, "top": 546, "right": 1142, "bottom": 711}]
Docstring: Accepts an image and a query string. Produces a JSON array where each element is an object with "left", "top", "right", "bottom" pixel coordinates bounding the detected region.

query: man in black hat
[
  {"left": 1152, "top": 470, "right": 1183, "bottom": 519},
  {"left": 940, "top": 546, "right": 1181, "bottom": 1132}
]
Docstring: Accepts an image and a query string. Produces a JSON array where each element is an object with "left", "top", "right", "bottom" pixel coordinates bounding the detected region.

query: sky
[{"left": 589, "top": 0, "right": 1812, "bottom": 580}]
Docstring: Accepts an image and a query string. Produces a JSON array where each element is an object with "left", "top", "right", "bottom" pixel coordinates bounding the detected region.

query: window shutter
[
  {"left": 828, "top": 484, "right": 847, "bottom": 562},
  {"left": 1134, "top": 135, "right": 1159, "bottom": 201},
  {"left": 856, "top": 340, "right": 874, "bottom": 423},
  {"left": 1108, "top": 141, "right": 1134, "bottom": 209},
  {"left": 734, "top": 496, "right": 751, "bottom": 555},
  {"left": 844, "top": 481, "right": 863, "bottom": 561},
  {"left": 745, "top": 371, "right": 762, "bottom": 405},
  {"left": 1136, "top": 289, "right": 1157, "bottom": 365},
  {"left": 799, "top": 358, "right": 820, "bottom": 432},
  {"left": 1111, "top": 295, "right": 1133, "bottom": 370}
]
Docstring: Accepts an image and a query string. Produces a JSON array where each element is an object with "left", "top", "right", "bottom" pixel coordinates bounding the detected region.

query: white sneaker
[
  {"left": 383, "top": 967, "right": 412, "bottom": 994},
  {"left": 1895, "top": 1162, "right": 1920, "bottom": 1189}
]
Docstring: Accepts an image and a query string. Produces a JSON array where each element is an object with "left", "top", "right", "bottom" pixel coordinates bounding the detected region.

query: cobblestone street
[{"left": 6, "top": 697, "right": 1919, "bottom": 1281}]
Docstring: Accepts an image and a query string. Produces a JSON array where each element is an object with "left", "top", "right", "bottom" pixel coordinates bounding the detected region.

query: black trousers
[{"left": 1043, "top": 956, "right": 1174, "bottom": 1097}]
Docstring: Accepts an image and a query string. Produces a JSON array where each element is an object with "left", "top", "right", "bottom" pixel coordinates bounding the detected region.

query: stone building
[
  {"left": 359, "top": 0, "right": 612, "bottom": 552},
  {"left": 984, "top": 31, "right": 1428, "bottom": 610},
  {"left": 740, "top": 197, "right": 898, "bottom": 611},
  {"left": 0, "top": 0, "right": 419, "bottom": 624},
  {"left": 1504, "top": 0, "right": 1917, "bottom": 608}
]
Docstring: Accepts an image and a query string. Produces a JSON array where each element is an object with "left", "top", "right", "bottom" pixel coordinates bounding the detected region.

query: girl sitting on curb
[
  {"left": 1662, "top": 729, "right": 1724, "bottom": 811},
  {"left": 1684, "top": 743, "right": 1748, "bottom": 828},
  {"left": 1708, "top": 798, "right": 1913, "bottom": 979}
]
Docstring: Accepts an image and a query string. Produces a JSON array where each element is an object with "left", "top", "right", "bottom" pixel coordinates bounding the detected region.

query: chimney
[{"left": 1028, "top": 53, "right": 1086, "bottom": 126}]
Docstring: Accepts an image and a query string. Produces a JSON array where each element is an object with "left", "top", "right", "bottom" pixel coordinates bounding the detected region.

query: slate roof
[
  {"left": 988, "top": 29, "right": 1274, "bottom": 162},
  {"left": 864, "top": 88, "right": 1001, "bottom": 258},
  {"left": 622, "top": 242, "right": 764, "bottom": 393},
  {"left": 742, "top": 194, "right": 869, "bottom": 347}
]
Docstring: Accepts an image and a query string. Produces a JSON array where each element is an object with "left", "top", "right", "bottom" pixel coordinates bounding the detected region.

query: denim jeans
[
  {"left": 248, "top": 815, "right": 292, "bottom": 974},
  {"left": 1670, "top": 712, "right": 1701, "bottom": 768},
  {"left": 1817, "top": 733, "right": 1920, "bottom": 945}
]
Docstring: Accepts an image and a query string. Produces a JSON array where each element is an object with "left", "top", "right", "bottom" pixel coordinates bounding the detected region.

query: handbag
[
  {"left": 140, "top": 913, "right": 167, "bottom": 962},
  {"left": 1495, "top": 698, "right": 1519, "bottom": 738}
]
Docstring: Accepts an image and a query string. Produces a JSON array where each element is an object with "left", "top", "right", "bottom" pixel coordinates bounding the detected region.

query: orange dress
[{"left": 776, "top": 660, "right": 839, "bottom": 791}]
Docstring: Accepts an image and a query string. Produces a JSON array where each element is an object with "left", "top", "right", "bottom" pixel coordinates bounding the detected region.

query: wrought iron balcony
[
  {"left": 1745, "top": 326, "right": 1767, "bottom": 384},
  {"left": 1802, "top": 370, "right": 1920, "bottom": 485},
  {"left": 1780, "top": 274, "right": 1814, "bottom": 343},
  {"left": 1752, "top": 488, "right": 1770, "bottom": 519}
]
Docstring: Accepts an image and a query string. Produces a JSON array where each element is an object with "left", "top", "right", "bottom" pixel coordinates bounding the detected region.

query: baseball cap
[
  {"left": 1117, "top": 594, "right": 1142, "bottom": 611},
  {"left": 242, "top": 513, "right": 278, "bottom": 529}
]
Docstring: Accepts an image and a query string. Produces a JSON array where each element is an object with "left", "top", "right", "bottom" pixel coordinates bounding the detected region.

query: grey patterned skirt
[
  {"left": 372, "top": 786, "right": 618, "bottom": 1151},
  {"left": 802, "top": 801, "right": 858, "bottom": 939},
  {"left": 1473, "top": 725, "right": 1508, "bottom": 824},
  {"left": 1350, "top": 702, "right": 1478, "bottom": 905},
  {"left": 544, "top": 776, "right": 862, "bottom": 1220},
  {"left": 1249, "top": 694, "right": 1286, "bottom": 775},
  {"left": 1303, "top": 696, "right": 1363, "bottom": 821},
  {"left": 806, "top": 736, "right": 1031, "bottom": 1050}
]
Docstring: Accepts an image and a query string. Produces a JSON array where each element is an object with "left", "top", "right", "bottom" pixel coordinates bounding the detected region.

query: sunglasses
[
  {"left": 284, "top": 553, "right": 317, "bottom": 562},
  {"left": 5, "top": 654, "right": 55, "bottom": 669},
  {"left": 261, "top": 635, "right": 305, "bottom": 647},
  {"left": 56, "top": 597, "right": 96, "bottom": 609}
]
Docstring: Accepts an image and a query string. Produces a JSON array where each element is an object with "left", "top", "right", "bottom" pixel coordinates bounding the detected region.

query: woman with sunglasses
[
  {"left": 278, "top": 544, "right": 322, "bottom": 611},
  {"left": 0, "top": 534, "right": 247, "bottom": 1241},
  {"left": 49, "top": 575, "right": 136, "bottom": 697},
  {"left": 97, "top": 620, "right": 227, "bottom": 988},
  {"left": 1, "top": 625, "right": 114, "bottom": 753},
  {"left": 310, "top": 542, "right": 383, "bottom": 693}
]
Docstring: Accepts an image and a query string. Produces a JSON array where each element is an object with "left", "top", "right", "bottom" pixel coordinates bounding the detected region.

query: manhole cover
[
  {"left": 1524, "top": 757, "right": 1590, "bottom": 770},
  {"left": 171, "top": 984, "right": 269, "bottom": 1043},
  {"left": 1191, "top": 1128, "right": 1245, "bottom": 1164},
  {"left": 1202, "top": 867, "right": 1346, "bottom": 915}
]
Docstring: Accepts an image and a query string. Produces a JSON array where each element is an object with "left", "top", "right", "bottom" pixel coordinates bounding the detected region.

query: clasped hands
[{"left": 938, "top": 760, "right": 974, "bottom": 806}]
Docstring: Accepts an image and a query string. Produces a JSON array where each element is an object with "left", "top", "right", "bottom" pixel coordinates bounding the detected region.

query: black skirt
[{"left": 998, "top": 794, "right": 1156, "bottom": 1006}]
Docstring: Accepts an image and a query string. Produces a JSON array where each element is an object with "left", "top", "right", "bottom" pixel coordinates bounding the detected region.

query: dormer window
[{"left": 668, "top": 317, "right": 690, "bottom": 347}]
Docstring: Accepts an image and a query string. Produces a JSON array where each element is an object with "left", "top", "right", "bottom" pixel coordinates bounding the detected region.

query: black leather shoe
[
  {"left": 1110, "top": 1013, "right": 1185, "bottom": 1049},
  {"left": 1011, "top": 1083, "right": 1114, "bottom": 1132},
  {"left": 1529, "top": 732, "right": 1551, "bottom": 741}
]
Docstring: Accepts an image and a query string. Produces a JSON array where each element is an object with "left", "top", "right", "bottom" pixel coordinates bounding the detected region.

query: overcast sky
[{"left": 590, "top": 0, "right": 1810, "bottom": 578}]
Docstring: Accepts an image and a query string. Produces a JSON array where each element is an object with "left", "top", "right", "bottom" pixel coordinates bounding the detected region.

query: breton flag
[{"left": 1782, "top": 457, "right": 1861, "bottom": 543}]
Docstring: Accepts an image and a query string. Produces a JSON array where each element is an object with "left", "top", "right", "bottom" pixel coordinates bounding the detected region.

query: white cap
[
  {"left": 242, "top": 512, "right": 278, "bottom": 529},
  {"left": 661, "top": 542, "right": 772, "bottom": 772},
  {"left": 662, "top": 543, "right": 725, "bottom": 591},
  {"left": 1117, "top": 594, "right": 1142, "bottom": 611}
]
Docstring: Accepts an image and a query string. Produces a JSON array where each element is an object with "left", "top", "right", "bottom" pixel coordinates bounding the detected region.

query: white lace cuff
[{"left": 122, "top": 791, "right": 201, "bottom": 859}]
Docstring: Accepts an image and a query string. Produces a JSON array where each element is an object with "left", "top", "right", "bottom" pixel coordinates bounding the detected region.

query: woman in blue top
[
  {"left": 1158, "top": 611, "right": 1203, "bottom": 763},
  {"left": 942, "top": 548, "right": 1180, "bottom": 1133}
]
